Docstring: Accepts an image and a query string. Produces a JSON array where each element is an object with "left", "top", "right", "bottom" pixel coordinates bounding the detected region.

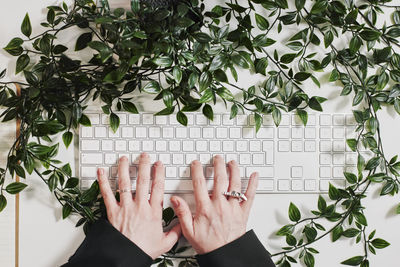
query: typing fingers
[
  {"left": 117, "top": 156, "right": 133, "bottom": 205},
  {"left": 97, "top": 168, "right": 118, "bottom": 210}
]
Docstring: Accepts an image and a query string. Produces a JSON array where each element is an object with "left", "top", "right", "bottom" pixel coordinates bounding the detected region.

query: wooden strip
[{"left": 15, "top": 83, "right": 21, "bottom": 267}]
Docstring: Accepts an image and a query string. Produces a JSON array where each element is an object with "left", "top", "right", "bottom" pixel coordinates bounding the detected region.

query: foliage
[{"left": 0, "top": 0, "right": 399, "bottom": 266}]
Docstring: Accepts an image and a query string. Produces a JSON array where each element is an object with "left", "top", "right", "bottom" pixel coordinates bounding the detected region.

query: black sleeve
[
  {"left": 195, "top": 230, "right": 276, "bottom": 267},
  {"left": 61, "top": 219, "right": 153, "bottom": 267}
]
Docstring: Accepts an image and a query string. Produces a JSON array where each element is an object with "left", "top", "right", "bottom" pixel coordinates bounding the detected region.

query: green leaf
[
  {"left": 276, "top": 224, "right": 294, "bottom": 236},
  {"left": 294, "top": 72, "right": 311, "bottom": 81},
  {"left": 53, "top": 44, "right": 68, "bottom": 54},
  {"left": 304, "top": 252, "right": 315, "bottom": 267},
  {"left": 62, "top": 204, "right": 72, "bottom": 219},
  {"left": 143, "top": 81, "right": 161, "bottom": 94},
  {"left": 21, "top": 13, "right": 32, "bottom": 38},
  {"left": 6, "top": 182, "right": 28, "bottom": 194},
  {"left": 332, "top": 225, "right": 343, "bottom": 242},
  {"left": 272, "top": 108, "right": 281, "bottom": 126},
  {"left": 88, "top": 41, "right": 112, "bottom": 63},
  {"left": 176, "top": 111, "right": 188, "bottom": 126},
  {"left": 109, "top": 113, "right": 120, "bottom": 133},
  {"left": 4, "top": 37, "right": 24, "bottom": 56},
  {"left": 280, "top": 53, "right": 297, "bottom": 64},
  {"left": 342, "top": 228, "right": 360, "bottom": 238},
  {"left": 344, "top": 172, "right": 357, "bottom": 184},
  {"left": 346, "top": 139, "right": 357, "bottom": 152},
  {"left": 199, "top": 71, "right": 212, "bottom": 92},
  {"left": 328, "top": 183, "right": 340, "bottom": 200},
  {"left": 311, "top": 0, "right": 328, "bottom": 14},
  {"left": 155, "top": 107, "right": 175, "bottom": 116},
  {"left": 254, "top": 113, "right": 262, "bottom": 132},
  {"left": 329, "top": 69, "right": 339, "bottom": 82},
  {"left": 324, "top": 31, "right": 333, "bottom": 48},
  {"left": 173, "top": 66, "right": 182, "bottom": 84},
  {"left": 255, "top": 14, "right": 269, "bottom": 30},
  {"left": 47, "top": 8, "right": 55, "bottom": 24},
  {"left": 62, "top": 131, "right": 73, "bottom": 149},
  {"left": 202, "top": 104, "right": 214, "bottom": 121},
  {"left": 122, "top": 101, "right": 139, "bottom": 114},
  {"left": 365, "top": 157, "right": 380, "bottom": 170},
  {"left": 131, "top": 0, "right": 140, "bottom": 13},
  {"left": 61, "top": 164, "right": 72, "bottom": 177},
  {"left": 193, "top": 32, "right": 212, "bottom": 43},
  {"left": 318, "top": 195, "right": 326, "bottom": 211},
  {"left": 232, "top": 54, "right": 249, "bottom": 68},
  {"left": 295, "top": 0, "right": 305, "bottom": 10},
  {"left": 80, "top": 181, "right": 99, "bottom": 203},
  {"left": 16, "top": 54, "right": 30, "bottom": 74},
  {"left": 79, "top": 114, "right": 91, "bottom": 127},
  {"left": 371, "top": 238, "right": 390, "bottom": 249},
  {"left": 153, "top": 56, "right": 172, "bottom": 67},
  {"left": 75, "top": 32, "right": 93, "bottom": 51},
  {"left": 214, "top": 69, "right": 228, "bottom": 83},
  {"left": 309, "top": 97, "right": 323, "bottom": 112},
  {"left": 349, "top": 36, "right": 362, "bottom": 55},
  {"left": 360, "top": 29, "right": 381, "bottom": 41},
  {"left": 65, "top": 178, "right": 79, "bottom": 188},
  {"left": 48, "top": 173, "right": 58, "bottom": 191},
  {"left": 14, "top": 165, "right": 26, "bottom": 178},
  {"left": 288, "top": 202, "right": 301, "bottom": 222},
  {"left": 255, "top": 57, "right": 268, "bottom": 75},
  {"left": 0, "top": 195, "right": 7, "bottom": 212},
  {"left": 396, "top": 204, "right": 400, "bottom": 214},
  {"left": 341, "top": 256, "right": 364, "bottom": 266}
]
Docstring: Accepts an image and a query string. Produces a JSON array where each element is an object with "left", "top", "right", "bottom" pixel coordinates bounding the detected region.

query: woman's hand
[
  {"left": 97, "top": 153, "right": 181, "bottom": 259},
  {"left": 170, "top": 155, "right": 259, "bottom": 254}
]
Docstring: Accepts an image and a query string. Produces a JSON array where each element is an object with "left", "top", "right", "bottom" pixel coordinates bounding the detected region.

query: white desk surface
[{"left": 1, "top": 1, "right": 399, "bottom": 266}]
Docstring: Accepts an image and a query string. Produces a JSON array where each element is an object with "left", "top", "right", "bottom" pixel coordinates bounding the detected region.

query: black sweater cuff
[
  {"left": 62, "top": 219, "right": 153, "bottom": 267},
  {"left": 195, "top": 230, "right": 276, "bottom": 267}
]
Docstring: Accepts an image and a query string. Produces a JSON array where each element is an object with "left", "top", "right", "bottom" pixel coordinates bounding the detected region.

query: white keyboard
[{"left": 78, "top": 112, "right": 371, "bottom": 193}]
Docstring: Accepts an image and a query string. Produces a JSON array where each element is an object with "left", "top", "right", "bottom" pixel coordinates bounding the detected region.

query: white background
[{"left": 0, "top": 0, "right": 399, "bottom": 266}]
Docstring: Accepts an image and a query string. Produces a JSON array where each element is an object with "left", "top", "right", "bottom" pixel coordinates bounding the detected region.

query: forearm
[
  {"left": 62, "top": 219, "right": 153, "bottom": 267},
  {"left": 195, "top": 230, "right": 276, "bottom": 267}
]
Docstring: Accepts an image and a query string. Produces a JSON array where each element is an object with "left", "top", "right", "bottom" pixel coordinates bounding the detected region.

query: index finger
[{"left": 190, "top": 160, "right": 210, "bottom": 206}]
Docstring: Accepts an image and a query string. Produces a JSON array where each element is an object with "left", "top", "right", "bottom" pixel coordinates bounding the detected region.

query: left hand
[{"left": 97, "top": 153, "right": 181, "bottom": 259}]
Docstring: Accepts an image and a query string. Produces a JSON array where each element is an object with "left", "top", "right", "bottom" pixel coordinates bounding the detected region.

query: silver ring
[
  {"left": 117, "top": 188, "right": 132, "bottom": 193},
  {"left": 222, "top": 191, "right": 247, "bottom": 202}
]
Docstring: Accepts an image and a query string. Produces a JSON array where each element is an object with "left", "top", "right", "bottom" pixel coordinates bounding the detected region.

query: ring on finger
[
  {"left": 222, "top": 191, "right": 247, "bottom": 202},
  {"left": 117, "top": 188, "right": 132, "bottom": 193}
]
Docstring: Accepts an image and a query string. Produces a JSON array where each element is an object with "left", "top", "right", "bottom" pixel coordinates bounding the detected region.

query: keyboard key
[
  {"left": 179, "top": 167, "right": 191, "bottom": 178},
  {"left": 319, "top": 180, "right": 329, "bottom": 191},
  {"left": 81, "top": 166, "right": 97, "bottom": 178},
  {"left": 291, "top": 166, "right": 303, "bottom": 178},
  {"left": 333, "top": 115, "right": 344, "bottom": 125},
  {"left": 104, "top": 153, "right": 117, "bottom": 164},
  {"left": 111, "top": 166, "right": 118, "bottom": 177},
  {"left": 304, "top": 179, "right": 317, "bottom": 191},
  {"left": 203, "top": 127, "right": 214, "bottom": 138},
  {"left": 86, "top": 113, "right": 100, "bottom": 125},
  {"left": 159, "top": 153, "right": 171, "bottom": 164},
  {"left": 142, "top": 140, "right": 154, "bottom": 151},
  {"left": 333, "top": 154, "right": 345, "bottom": 165},
  {"left": 155, "top": 141, "right": 167, "bottom": 151},
  {"left": 236, "top": 115, "right": 248, "bottom": 125},
  {"left": 236, "top": 141, "right": 248, "bottom": 152},
  {"left": 345, "top": 153, "right": 357, "bottom": 165},
  {"left": 196, "top": 114, "right": 208, "bottom": 125},
  {"left": 166, "top": 167, "right": 177, "bottom": 177},
  {"left": 205, "top": 166, "right": 214, "bottom": 178},
  {"left": 319, "top": 114, "right": 331, "bottom": 125},
  {"left": 240, "top": 154, "right": 251, "bottom": 165},
  {"left": 319, "top": 166, "right": 331, "bottom": 178},
  {"left": 95, "top": 127, "right": 107, "bottom": 138},
  {"left": 278, "top": 128, "right": 290, "bottom": 139},
  {"left": 291, "top": 128, "right": 303, "bottom": 139},
  {"left": 155, "top": 116, "right": 167, "bottom": 125},
  {"left": 163, "top": 127, "right": 174, "bottom": 138},
  {"left": 333, "top": 166, "right": 344, "bottom": 178},
  {"left": 199, "top": 153, "right": 212, "bottom": 164},
  {"left": 307, "top": 114, "right": 316, "bottom": 126},
  {"left": 101, "top": 114, "right": 110, "bottom": 125},
  {"left": 333, "top": 127, "right": 345, "bottom": 139},
  {"left": 278, "top": 141, "right": 290, "bottom": 152},
  {"left": 252, "top": 153, "right": 264, "bottom": 165},
  {"left": 281, "top": 114, "right": 290, "bottom": 126},
  {"left": 129, "top": 140, "right": 140, "bottom": 151},
  {"left": 142, "top": 114, "right": 153, "bottom": 124},
  {"left": 81, "top": 153, "right": 102, "bottom": 164},
  {"left": 216, "top": 128, "right": 228, "bottom": 139},
  {"left": 186, "top": 114, "right": 194, "bottom": 125},
  {"left": 243, "top": 127, "right": 255, "bottom": 139},
  {"left": 263, "top": 141, "right": 274, "bottom": 151},
  {"left": 189, "top": 128, "right": 201, "bottom": 138},
  {"left": 173, "top": 154, "right": 184, "bottom": 164},
  {"left": 81, "top": 179, "right": 96, "bottom": 189},
  {"left": 320, "top": 127, "right": 331, "bottom": 139},
  {"left": 81, "top": 127, "right": 93, "bottom": 138},
  {"left": 196, "top": 140, "right": 207, "bottom": 152},
  {"left": 249, "top": 140, "right": 261, "bottom": 151},
  {"left": 135, "top": 127, "right": 147, "bottom": 138},
  {"left": 262, "top": 115, "right": 274, "bottom": 126},
  {"left": 222, "top": 114, "right": 234, "bottom": 125},
  {"left": 304, "top": 128, "right": 316, "bottom": 139},
  {"left": 226, "top": 153, "right": 238, "bottom": 162},
  {"left": 119, "top": 114, "right": 127, "bottom": 125},
  {"left": 129, "top": 114, "right": 140, "bottom": 124},
  {"left": 182, "top": 141, "right": 194, "bottom": 152},
  {"left": 131, "top": 153, "right": 141, "bottom": 164},
  {"left": 81, "top": 140, "right": 100, "bottom": 151},
  {"left": 304, "top": 141, "right": 316, "bottom": 152},
  {"left": 333, "top": 140, "right": 345, "bottom": 151},
  {"left": 319, "top": 141, "right": 332, "bottom": 152},
  {"left": 265, "top": 151, "right": 273, "bottom": 165},
  {"left": 291, "top": 141, "right": 303, "bottom": 152},
  {"left": 209, "top": 114, "right": 221, "bottom": 125},
  {"left": 108, "top": 128, "right": 120, "bottom": 138},
  {"left": 175, "top": 128, "right": 187, "bottom": 138},
  {"left": 169, "top": 115, "right": 180, "bottom": 125},
  {"left": 169, "top": 141, "right": 181, "bottom": 152},
  {"left": 246, "top": 166, "right": 273, "bottom": 177},
  {"left": 209, "top": 140, "right": 221, "bottom": 152},
  {"left": 278, "top": 180, "right": 290, "bottom": 191},
  {"left": 102, "top": 140, "right": 113, "bottom": 151},
  {"left": 256, "top": 179, "right": 274, "bottom": 191},
  {"left": 256, "top": 127, "right": 274, "bottom": 139},
  {"left": 319, "top": 154, "right": 332, "bottom": 165},
  {"left": 222, "top": 141, "right": 234, "bottom": 152},
  {"left": 149, "top": 127, "right": 161, "bottom": 138},
  {"left": 291, "top": 180, "right": 303, "bottom": 191},
  {"left": 115, "top": 140, "right": 127, "bottom": 151},
  {"left": 121, "top": 127, "right": 134, "bottom": 138},
  {"left": 345, "top": 114, "right": 356, "bottom": 125},
  {"left": 186, "top": 153, "right": 198, "bottom": 164},
  {"left": 229, "top": 128, "right": 241, "bottom": 138}
]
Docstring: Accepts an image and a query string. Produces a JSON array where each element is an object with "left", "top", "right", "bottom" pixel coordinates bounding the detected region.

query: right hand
[{"left": 170, "top": 155, "right": 259, "bottom": 254}]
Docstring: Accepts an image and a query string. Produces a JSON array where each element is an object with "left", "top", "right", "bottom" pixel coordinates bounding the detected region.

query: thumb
[
  {"left": 162, "top": 223, "right": 182, "bottom": 251},
  {"left": 170, "top": 196, "right": 193, "bottom": 237}
]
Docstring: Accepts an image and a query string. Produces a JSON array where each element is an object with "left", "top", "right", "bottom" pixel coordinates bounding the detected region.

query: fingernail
[
  {"left": 98, "top": 168, "right": 104, "bottom": 175},
  {"left": 141, "top": 152, "right": 148, "bottom": 158},
  {"left": 171, "top": 198, "right": 179, "bottom": 208}
]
